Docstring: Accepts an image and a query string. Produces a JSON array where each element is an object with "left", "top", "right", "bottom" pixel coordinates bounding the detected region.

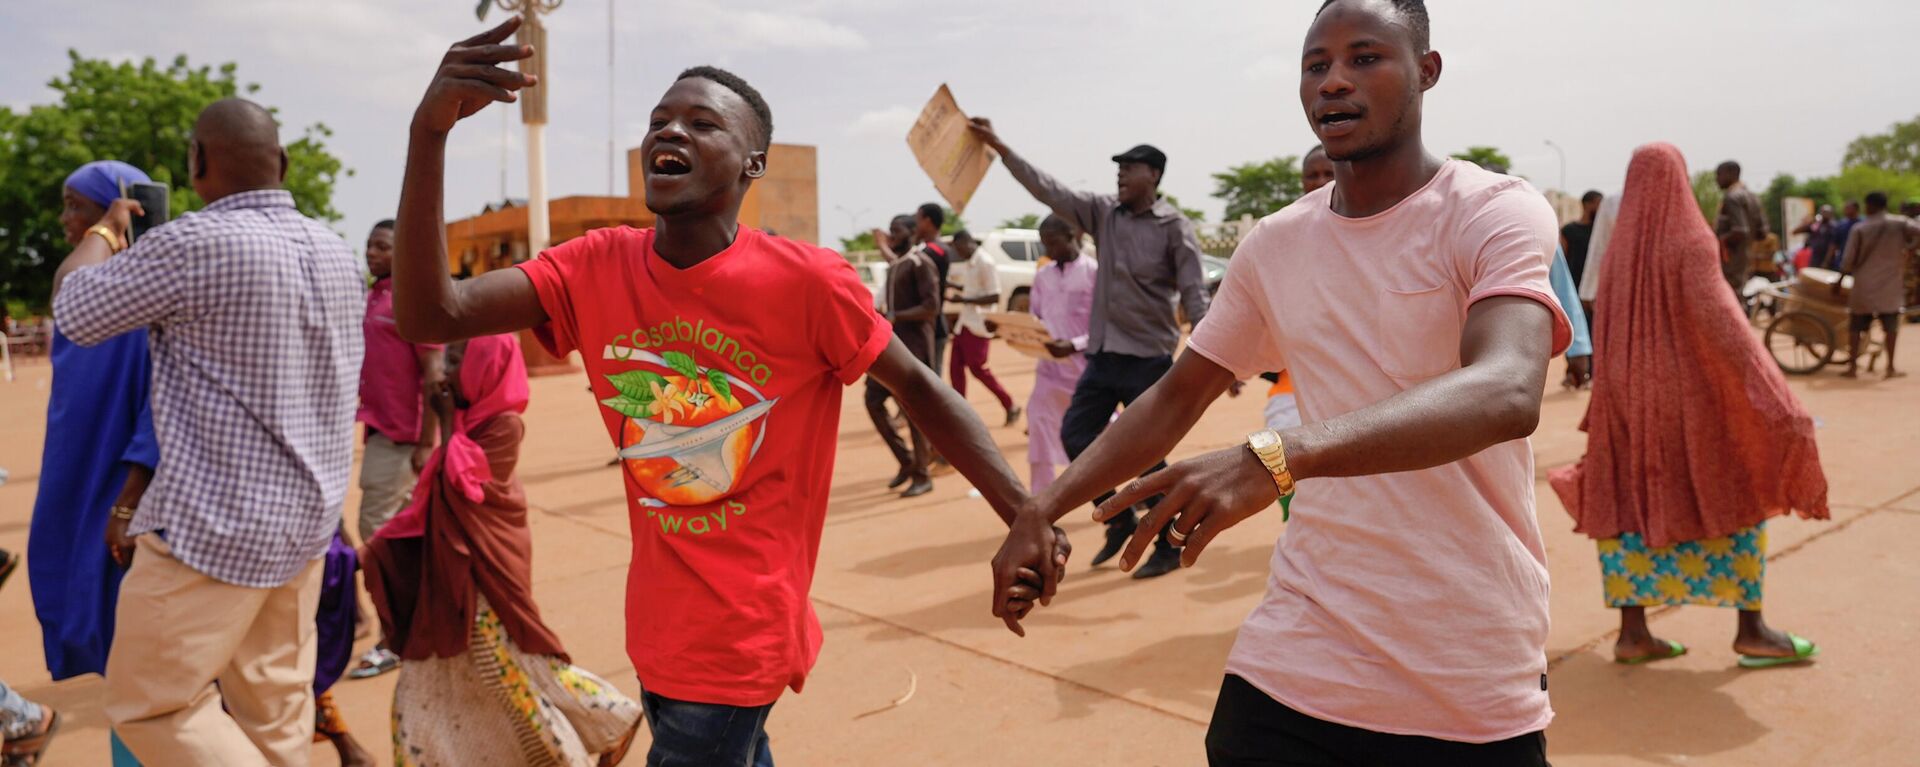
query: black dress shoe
[
  {"left": 1130, "top": 545, "right": 1182, "bottom": 579},
  {"left": 1089, "top": 517, "right": 1138, "bottom": 568},
  {"left": 900, "top": 478, "right": 934, "bottom": 498},
  {"left": 887, "top": 467, "right": 914, "bottom": 489}
]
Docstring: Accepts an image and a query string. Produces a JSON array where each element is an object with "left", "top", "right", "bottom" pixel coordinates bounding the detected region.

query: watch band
[
  {"left": 1246, "top": 430, "right": 1296, "bottom": 521},
  {"left": 89, "top": 225, "right": 124, "bottom": 253},
  {"left": 110, "top": 505, "right": 138, "bottom": 522}
]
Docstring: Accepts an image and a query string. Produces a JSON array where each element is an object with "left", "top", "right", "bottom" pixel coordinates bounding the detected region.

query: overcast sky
[{"left": 4, "top": 0, "right": 1915, "bottom": 255}]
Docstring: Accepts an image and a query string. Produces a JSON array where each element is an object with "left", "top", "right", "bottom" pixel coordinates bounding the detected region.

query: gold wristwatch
[
  {"left": 88, "top": 225, "right": 124, "bottom": 253},
  {"left": 1246, "top": 430, "right": 1296, "bottom": 520},
  {"left": 110, "top": 505, "right": 138, "bottom": 522}
]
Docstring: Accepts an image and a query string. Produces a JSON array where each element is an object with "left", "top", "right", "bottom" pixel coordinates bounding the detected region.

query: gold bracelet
[
  {"left": 89, "top": 225, "right": 124, "bottom": 254},
  {"left": 111, "top": 505, "right": 138, "bottom": 522}
]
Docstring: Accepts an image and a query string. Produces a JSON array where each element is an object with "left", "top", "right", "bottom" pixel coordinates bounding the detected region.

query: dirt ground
[{"left": 2, "top": 330, "right": 1914, "bottom": 766}]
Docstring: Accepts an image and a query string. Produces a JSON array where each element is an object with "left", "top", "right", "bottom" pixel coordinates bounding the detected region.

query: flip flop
[
  {"left": 1615, "top": 638, "right": 1688, "bottom": 665},
  {"left": 1738, "top": 634, "right": 1819, "bottom": 669},
  {"left": 347, "top": 647, "right": 400, "bottom": 680}
]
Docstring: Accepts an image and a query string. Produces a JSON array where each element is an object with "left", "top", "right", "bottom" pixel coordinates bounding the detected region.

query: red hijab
[
  {"left": 1549, "top": 143, "right": 1828, "bottom": 547},
  {"left": 364, "top": 334, "right": 564, "bottom": 660}
]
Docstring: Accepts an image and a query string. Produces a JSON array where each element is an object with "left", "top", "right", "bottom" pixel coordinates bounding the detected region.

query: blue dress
[{"left": 28, "top": 327, "right": 157, "bottom": 680}]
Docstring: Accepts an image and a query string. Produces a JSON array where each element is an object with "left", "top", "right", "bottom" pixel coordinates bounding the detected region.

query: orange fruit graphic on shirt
[{"left": 601, "top": 352, "right": 762, "bottom": 506}]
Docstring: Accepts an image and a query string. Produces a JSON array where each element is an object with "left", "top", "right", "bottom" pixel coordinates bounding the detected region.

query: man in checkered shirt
[{"left": 51, "top": 99, "right": 364, "bottom": 766}]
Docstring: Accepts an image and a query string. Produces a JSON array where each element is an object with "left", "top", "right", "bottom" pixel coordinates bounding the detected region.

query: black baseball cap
[{"left": 1111, "top": 144, "right": 1167, "bottom": 173}]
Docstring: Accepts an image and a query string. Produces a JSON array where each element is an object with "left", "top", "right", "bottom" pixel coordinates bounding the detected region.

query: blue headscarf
[{"left": 64, "top": 160, "right": 153, "bottom": 208}]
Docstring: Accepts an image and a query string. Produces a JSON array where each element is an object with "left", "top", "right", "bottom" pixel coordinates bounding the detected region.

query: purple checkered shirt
[{"left": 55, "top": 190, "right": 365, "bottom": 588}]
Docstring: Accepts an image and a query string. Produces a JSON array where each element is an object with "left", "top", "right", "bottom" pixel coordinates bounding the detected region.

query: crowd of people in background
[{"left": 4, "top": 0, "right": 1915, "bottom": 765}]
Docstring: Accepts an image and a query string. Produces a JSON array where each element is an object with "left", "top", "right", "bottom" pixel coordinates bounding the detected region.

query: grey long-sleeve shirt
[{"left": 1001, "top": 150, "right": 1210, "bottom": 358}]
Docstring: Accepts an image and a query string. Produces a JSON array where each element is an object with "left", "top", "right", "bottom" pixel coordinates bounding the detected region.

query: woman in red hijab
[
  {"left": 1551, "top": 143, "right": 1828, "bottom": 668},
  {"left": 364, "top": 333, "right": 641, "bottom": 765}
]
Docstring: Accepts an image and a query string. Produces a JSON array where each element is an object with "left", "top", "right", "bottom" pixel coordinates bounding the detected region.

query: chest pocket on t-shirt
[{"left": 1372, "top": 283, "right": 1462, "bottom": 382}]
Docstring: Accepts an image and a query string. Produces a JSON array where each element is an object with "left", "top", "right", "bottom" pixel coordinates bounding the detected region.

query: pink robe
[{"left": 1027, "top": 255, "right": 1097, "bottom": 467}]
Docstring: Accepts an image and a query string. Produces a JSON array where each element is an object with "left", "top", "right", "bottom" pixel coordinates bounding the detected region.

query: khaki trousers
[
  {"left": 104, "top": 534, "right": 323, "bottom": 767},
  {"left": 357, "top": 431, "right": 418, "bottom": 542}
]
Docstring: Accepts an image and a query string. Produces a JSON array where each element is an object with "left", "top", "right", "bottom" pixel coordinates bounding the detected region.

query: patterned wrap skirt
[
  {"left": 1597, "top": 522, "right": 1767, "bottom": 610},
  {"left": 391, "top": 597, "right": 642, "bottom": 767}
]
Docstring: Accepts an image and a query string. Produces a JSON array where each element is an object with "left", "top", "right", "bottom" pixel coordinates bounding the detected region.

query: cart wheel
[{"left": 1764, "top": 312, "right": 1834, "bottom": 374}]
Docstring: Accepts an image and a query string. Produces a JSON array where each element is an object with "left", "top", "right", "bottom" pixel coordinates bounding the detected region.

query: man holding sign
[{"left": 967, "top": 119, "right": 1211, "bottom": 579}]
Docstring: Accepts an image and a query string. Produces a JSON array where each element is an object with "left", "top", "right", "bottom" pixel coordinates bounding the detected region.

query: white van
[{"left": 970, "top": 228, "right": 1041, "bottom": 312}]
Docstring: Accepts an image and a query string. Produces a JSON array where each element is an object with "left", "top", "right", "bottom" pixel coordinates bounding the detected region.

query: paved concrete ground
[{"left": 1, "top": 331, "right": 1914, "bottom": 766}]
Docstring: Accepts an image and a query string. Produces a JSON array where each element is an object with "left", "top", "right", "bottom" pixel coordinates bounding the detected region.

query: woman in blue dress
[{"left": 29, "top": 160, "right": 158, "bottom": 766}]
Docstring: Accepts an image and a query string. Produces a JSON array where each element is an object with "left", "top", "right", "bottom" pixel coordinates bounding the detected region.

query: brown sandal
[{"left": 2, "top": 708, "right": 61, "bottom": 766}]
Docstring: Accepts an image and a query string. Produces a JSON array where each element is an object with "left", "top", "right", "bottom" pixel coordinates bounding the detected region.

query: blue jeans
[{"left": 640, "top": 690, "right": 774, "bottom": 767}]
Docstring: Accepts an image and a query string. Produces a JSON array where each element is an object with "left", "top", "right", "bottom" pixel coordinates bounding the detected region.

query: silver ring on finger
[{"left": 1167, "top": 524, "right": 1189, "bottom": 546}]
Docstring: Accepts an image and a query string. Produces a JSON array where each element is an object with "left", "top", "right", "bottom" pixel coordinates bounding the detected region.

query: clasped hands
[{"left": 988, "top": 444, "right": 1283, "bottom": 636}]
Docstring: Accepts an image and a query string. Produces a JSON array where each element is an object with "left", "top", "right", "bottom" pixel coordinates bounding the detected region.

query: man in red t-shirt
[{"left": 392, "top": 20, "right": 1066, "bottom": 765}]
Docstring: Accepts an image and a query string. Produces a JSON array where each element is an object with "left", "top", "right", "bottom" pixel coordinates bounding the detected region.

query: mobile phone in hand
[{"left": 126, "top": 182, "right": 170, "bottom": 243}]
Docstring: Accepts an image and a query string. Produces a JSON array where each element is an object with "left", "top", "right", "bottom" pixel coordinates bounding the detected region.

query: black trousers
[
  {"left": 1206, "top": 675, "right": 1550, "bottom": 767},
  {"left": 1060, "top": 352, "right": 1175, "bottom": 544},
  {"left": 865, "top": 376, "right": 928, "bottom": 484}
]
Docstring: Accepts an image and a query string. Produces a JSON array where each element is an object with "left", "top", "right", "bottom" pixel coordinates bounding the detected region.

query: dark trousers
[
  {"left": 866, "top": 376, "right": 929, "bottom": 483},
  {"left": 950, "top": 327, "right": 1014, "bottom": 410},
  {"left": 1061, "top": 352, "right": 1175, "bottom": 545},
  {"left": 641, "top": 689, "right": 775, "bottom": 767},
  {"left": 1206, "top": 675, "right": 1549, "bottom": 767}
]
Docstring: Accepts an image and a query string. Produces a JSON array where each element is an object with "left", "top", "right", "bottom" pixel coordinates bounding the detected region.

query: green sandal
[
  {"left": 1738, "top": 634, "right": 1818, "bottom": 669},
  {"left": 1615, "top": 638, "right": 1688, "bottom": 665}
]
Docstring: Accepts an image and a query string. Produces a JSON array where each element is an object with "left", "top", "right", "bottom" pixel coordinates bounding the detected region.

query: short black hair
[
  {"left": 1316, "top": 0, "right": 1430, "bottom": 53},
  {"left": 1581, "top": 190, "right": 1603, "bottom": 204},
  {"left": 951, "top": 229, "right": 975, "bottom": 243},
  {"left": 1717, "top": 160, "right": 1741, "bottom": 177},
  {"left": 1039, "top": 214, "right": 1075, "bottom": 238},
  {"left": 1866, "top": 191, "right": 1889, "bottom": 209},
  {"left": 916, "top": 203, "right": 945, "bottom": 228},
  {"left": 676, "top": 66, "right": 772, "bottom": 151},
  {"left": 1304, "top": 144, "right": 1327, "bottom": 160},
  {"left": 371, "top": 219, "right": 395, "bottom": 234}
]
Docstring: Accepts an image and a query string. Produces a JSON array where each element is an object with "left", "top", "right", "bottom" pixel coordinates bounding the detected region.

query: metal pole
[
  {"left": 607, "top": 0, "right": 615, "bottom": 195},
  {"left": 528, "top": 121, "right": 551, "bottom": 254},
  {"left": 1544, "top": 139, "right": 1566, "bottom": 192}
]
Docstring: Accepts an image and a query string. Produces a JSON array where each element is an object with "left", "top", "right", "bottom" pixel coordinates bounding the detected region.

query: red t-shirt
[{"left": 517, "top": 226, "right": 891, "bottom": 706}]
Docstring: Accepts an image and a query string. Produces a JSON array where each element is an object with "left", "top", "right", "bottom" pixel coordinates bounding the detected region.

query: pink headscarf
[
  {"left": 1549, "top": 143, "right": 1828, "bottom": 547},
  {"left": 377, "top": 333, "right": 530, "bottom": 541}
]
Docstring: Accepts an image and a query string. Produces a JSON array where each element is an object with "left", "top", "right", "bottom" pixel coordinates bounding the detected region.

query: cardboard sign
[
  {"left": 907, "top": 84, "right": 994, "bottom": 214},
  {"left": 985, "top": 311, "right": 1057, "bottom": 359}
]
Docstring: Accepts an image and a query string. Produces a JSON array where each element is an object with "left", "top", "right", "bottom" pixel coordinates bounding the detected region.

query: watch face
[{"left": 1248, "top": 430, "right": 1279, "bottom": 450}]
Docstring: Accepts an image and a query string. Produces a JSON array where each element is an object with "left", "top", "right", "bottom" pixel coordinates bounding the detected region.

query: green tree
[
  {"left": 1159, "top": 193, "right": 1207, "bottom": 222},
  {"left": 1450, "top": 146, "right": 1514, "bottom": 172},
  {"left": 1692, "top": 170, "right": 1723, "bottom": 225},
  {"left": 0, "top": 51, "right": 350, "bottom": 309},
  {"left": 1210, "top": 156, "right": 1304, "bottom": 220},
  {"left": 998, "top": 213, "right": 1044, "bottom": 230},
  {"left": 1842, "top": 115, "right": 1920, "bottom": 176},
  {"left": 1830, "top": 164, "right": 1920, "bottom": 208}
]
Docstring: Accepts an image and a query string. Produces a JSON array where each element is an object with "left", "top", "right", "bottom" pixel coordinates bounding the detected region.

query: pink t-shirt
[
  {"left": 1187, "top": 160, "right": 1570, "bottom": 743},
  {"left": 358, "top": 278, "right": 442, "bottom": 444}
]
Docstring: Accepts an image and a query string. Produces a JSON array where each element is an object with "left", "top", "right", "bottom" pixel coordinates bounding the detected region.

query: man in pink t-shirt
[
  {"left": 390, "top": 20, "right": 1065, "bottom": 766},
  {"left": 992, "top": 1, "right": 1568, "bottom": 763}
]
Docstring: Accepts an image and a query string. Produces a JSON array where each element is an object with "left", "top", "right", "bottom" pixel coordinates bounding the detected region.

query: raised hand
[
  {"left": 1093, "top": 446, "right": 1279, "bottom": 571},
  {"left": 98, "top": 198, "right": 145, "bottom": 242},
  {"left": 966, "top": 117, "right": 1007, "bottom": 154},
  {"left": 413, "top": 17, "right": 537, "bottom": 135}
]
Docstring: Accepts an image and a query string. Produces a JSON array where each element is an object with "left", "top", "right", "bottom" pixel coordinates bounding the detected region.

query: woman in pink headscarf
[
  {"left": 1550, "top": 143, "right": 1828, "bottom": 668},
  {"left": 363, "top": 333, "right": 641, "bottom": 766}
]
